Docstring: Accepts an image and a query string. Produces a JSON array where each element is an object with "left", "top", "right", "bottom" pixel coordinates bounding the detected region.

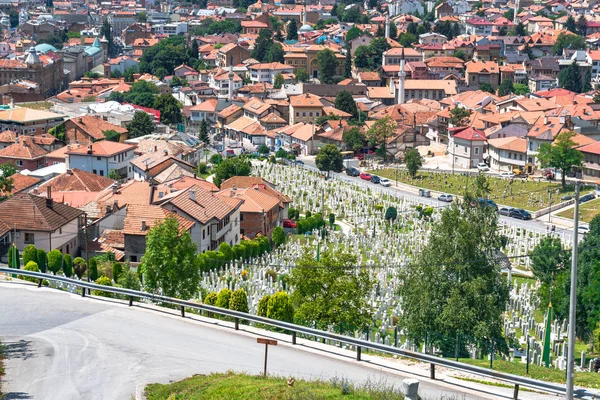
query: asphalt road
[{"left": 0, "top": 283, "right": 560, "bottom": 400}]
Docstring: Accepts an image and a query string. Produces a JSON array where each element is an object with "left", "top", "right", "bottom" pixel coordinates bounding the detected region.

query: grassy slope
[
  {"left": 145, "top": 372, "right": 404, "bottom": 400},
  {"left": 557, "top": 197, "right": 600, "bottom": 223}
]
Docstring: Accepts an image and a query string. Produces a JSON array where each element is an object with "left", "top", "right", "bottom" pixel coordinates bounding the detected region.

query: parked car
[
  {"left": 499, "top": 206, "right": 513, "bottom": 216},
  {"left": 379, "top": 178, "right": 392, "bottom": 187},
  {"left": 578, "top": 225, "right": 590, "bottom": 235},
  {"left": 474, "top": 198, "right": 498, "bottom": 210},
  {"left": 346, "top": 167, "right": 360, "bottom": 177},
  {"left": 499, "top": 171, "right": 515, "bottom": 179},
  {"left": 370, "top": 175, "right": 380, "bottom": 184},
  {"left": 580, "top": 193, "right": 596, "bottom": 203},
  {"left": 359, "top": 172, "right": 372, "bottom": 181},
  {"left": 561, "top": 195, "right": 573, "bottom": 201},
  {"left": 295, "top": 160, "right": 304, "bottom": 165},
  {"left": 438, "top": 194, "right": 454, "bottom": 202},
  {"left": 282, "top": 219, "right": 296, "bottom": 228},
  {"left": 419, "top": 189, "right": 431, "bottom": 198},
  {"left": 477, "top": 163, "right": 490, "bottom": 172},
  {"left": 509, "top": 208, "right": 532, "bottom": 220}
]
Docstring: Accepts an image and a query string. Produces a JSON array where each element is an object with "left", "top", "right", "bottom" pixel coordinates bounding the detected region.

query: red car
[
  {"left": 283, "top": 219, "right": 296, "bottom": 228},
  {"left": 359, "top": 172, "right": 372, "bottom": 181}
]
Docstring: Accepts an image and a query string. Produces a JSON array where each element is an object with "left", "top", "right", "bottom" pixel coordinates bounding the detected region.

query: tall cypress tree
[{"left": 287, "top": 19, "right": 298, "bottom": 41}]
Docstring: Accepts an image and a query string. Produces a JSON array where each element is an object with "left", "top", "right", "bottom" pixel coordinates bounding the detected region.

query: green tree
[
  {"left": 530, "top": 236, "right": 569, "bottom": 288},
  {"left": 93, "top": 276, "right": 113, "bottom": 298},
  {"left": 47, "top": 249, "right": 62, "bottom": 275},
  {"left": 328, "top": 213, "right": 335, "bottom": 228},
  {"left": 19, "top": 261, "right": 39, "bottom": 283},
  {"left": 112, "top": 262, "right": 124, "bottom": 282},
  {"left": 62, "top": 254, "right": 73, "bottom": 278},
  {"left": 367, "top": 116, "right": 396, "bottom": 161},
  {"left": 258, "top": 144, "right": 269, "bottom": 155},
  {"left": 9, "top": 10, "right": 18, "bottom": 28},
  {"left": 385, "top": 206, "right": 398, "bottom": 221},
  {"left": 7, "top": 245, "right": 19, "bottom": 269},
  {"left": 452, "top": 50, "right": 466, "bottom": 61},
  {"left": 516, "top": 22, "right": 527, "bottom": 36},
  {"left": 559, "top": 62, "right": 583, "bottom": 93},
  {"left": 273, "top": 72, "right": 284, "bottom": 89},
  {"left": 405, "top": 148, "right": 422, "bottom": 178},
  {"left": 36, "top": 249, "right": 47, "bottom": 273},
  {"left": 0, "top": 163, "right": 17, "bottom": 198},
  {"left": 334, "top": 90, "right": 358, "bottom": 119},
  {"left": 537, "top": 131, "right": 584, "bottom": 188},
  {"left": 22, "top": 244, "right": 38, "bottom": 265},
  {"left": 154, "top": 67, "right": 168, "bottom": 81},
  {"left": 577, "top": 15, "right": 588, "bottom": 36},
  {"left": 343, "top": 127, "right": 364, "bottom": 152},
  {"left": 449, "top": 106, "right": 470, "bottom": 127},
  {"left": 267, "top": 291, "right": 294, "bottom": 322},
  {"left": 252, "top": 29, "right": 274, "bottom": 62},
  {"left": 103, "top": 129, "right": 121, "bottom": 142},
  {"left": 229, "top": 289, "right": 249, "bottom": 313},
  {"left": 271, "top": 226, "right": 286, "bottom": 247},
  {"left": 315, "top": 144, "right": 344, "bottom": 173},
  {"left": 317, "top": 49, "right": 338, "bottom": 84},
  {"left": 296, "top": 68, "right": 309, "bottom": 83},
  {"left": 290, "top": 249, "right": 374, "bottom": 332},
  {"left": 108, "top": 169, "right": 120, "bottom": 180},
  {"left": 497, "top": 79, "right": 514, "bottom": 96},
  {"left": 101, "top": 20, "right": 119, "bottom": 58},
  {"left": 139, "top": 36, "right": 190, "bottom": 75},
  {"left": 118, "top": 269, "right": 141, "bottom": 292},
  {"left": 140, "top": 217, "right": 199, "bottom": 299},
  {"left": 127, "top": 111, "right": 155, "bottom": 138},
  {"left": 553, "top": 32, "right": 586, "bottom": 55},
  {"left": 345, "top": 26, "right": 363, "bottom": 43},
  {"left": 216, "top": 288, "right": 233, "bottom": 309},
  {"left": 265, "top": 42, "right": 285, "bottom": 63},
  {"left": 513, "top": 83, "right": 530, "bottom": 95},
  {"left": 257, "top": 294, "right": 270, "bottom": 317},
  {"left": 585, "top": 67, "right": 593, "bottom": 93},
  {"left": 287, "top": 19, "right": 298, "bottom": 41},
  {"left": 212, "top": 157, "right": 251, "bottom": 187},
  {"left": 199, "top": 119, "right": 210, "bottom": 145},
  {"left": 218, "top": 242, "right": 234, "bottom": 261},
  {"left": 479, "top": 82, "right": 494, "bottom": 93},
  {"left": 343, "top": 49, "right": 352, "bottom": 79},
  {"left": 154, "top": 94, "right": 182, "bottom": 125},
  {"left": 73, "top": 257, "right": 87, "bottom": 279},
  {"left": 565, "top": 15, "right": 577, "bottom": 33},
  {"left": 89, "top": 257, "right": 98, "bottom": 281},
  {"left": 398, "top": 189, "right": 509, "bottom": 354},
  {"left": 190, "top": 39, "right": 199, "bottom": 60}
]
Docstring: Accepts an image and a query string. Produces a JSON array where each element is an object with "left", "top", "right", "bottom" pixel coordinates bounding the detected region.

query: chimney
[
  {"left": 46, "top": 186, "right": 52, "bottom": 207},
  {"left": 544, "top": 115, "right": 548, "bottom": 125},
  {"left": 154, "top": 145, "right": 157, "bottom": 152},
  {"left": 87, "top": 143, "right": 93, "bottom": 154},
  {"left": 189, "top": 189, "right": 196, "bottom": 201},
  {"left": 163, "top": 149, "right": 168, "bottom": 156},
  {"left": 105, "top": 204, "right": 112, "bottom": 214},
  {"left": 66, "top": 169, "right": 73, "bottom": 175},
  {"left": 111, "top": 182, "right": 119, "bottom": 194},
  {"left": 141, "top": 220, "right": 147, "bottom": 231}
]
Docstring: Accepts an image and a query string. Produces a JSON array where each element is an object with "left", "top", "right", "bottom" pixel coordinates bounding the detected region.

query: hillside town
[{"left": 4, "top": 0, "right": 600, "bottom": 398}]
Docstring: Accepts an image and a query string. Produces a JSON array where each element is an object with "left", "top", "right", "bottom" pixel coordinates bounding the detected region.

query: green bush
[
  {"left": 73, "top": 257, "right": 86, "bottom": 279},
  {"left": 62, "top": 254, "right": 73, "bottom": 278},
  {"left": 118, "top": 270, "right": 141, "bottom": 301},
  {"left": 18, "top": 261, "right": 39, "bottom": 283},
  {"left": 7, "top": 245, "right": 20, "bottom": 269},
  {"left": 257, "top": 294, "right": 270, "bottom": 317},
  {"left": 112, "top": 262, "right": 124, "bottom": 282},
  {"left": 47, "top": 250, "right": 62, "bottom": 275},
  {"left": 93, "top": 276, "right": 113, "bottom": 297},
  {"left": 215, "top": 288, "right": 232, "bottom": 309},
  {"left": 22, "top": 244, "right": 38, "bottom": 265},
  {"left": 198, "top": 162, "right": 208, "bottom": 174},
  {"left": 218, "top": 242, "right": 234, "bottom": 261},
  {"left": 272, "top": 226, "right": 286, "bottom": 247},
  {"left": 36, "top": 249, "right": 47, "bottom": 273},
  {"left": 229, "top": 289, "right": 249, "bottom": 313},
  {"left": 267, "top": 291, "right": 294, "bottom": 323},
  {"left": 204, "top": 291, "right": 218, "bottom": 318},
  {"left": 265, "top": 269, "right": 277, "bottom": 283},
  {"left": 232, "top": 244, "right": 244, "bottom": 260},
  {"left": 89, "top": 258, "right": 98, "bottom": 281}
]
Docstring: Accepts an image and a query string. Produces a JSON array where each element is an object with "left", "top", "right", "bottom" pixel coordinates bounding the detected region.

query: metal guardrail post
[
  {"left": 356, "top": 346, "right": 361, "bottom": 361},
  {"left": 513, "top": 384, "right": 519, "bottom": 399},
  {"left": 180, "top": 306, "right": 185, "bottom": 317},
  {"left": 430, "top": 363, "right": 436, "bottom": 380},
  {"left": 129, "top": 297, "right": 133, "bottom": 307},
  {"left": 37, "top": 278, "right": 43, "bottom": 288},
  {"left": 81, "top": 287, "right": 85, "bottom": 297},
  {"left": 292, "top": 332, "right": 296, "bottom": 345},
  {"left": 235, "top": 317, "right": 239, "bottom": 330}
]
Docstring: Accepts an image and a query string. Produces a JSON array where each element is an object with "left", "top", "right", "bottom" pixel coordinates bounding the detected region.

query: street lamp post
[{"left": 566, "top": 182, "right": 580, "bottom": 400}]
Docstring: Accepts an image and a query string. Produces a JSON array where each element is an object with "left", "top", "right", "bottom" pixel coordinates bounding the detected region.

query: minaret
[
  {"left": 228, "top": 55, "right": 234, "bottom": 100},
  {"left": 513, "top": 0, "right": 520, "bottom": 24},
  {"left": 302, "top": 1, "right": 307, "bottom": 27},
  {"left": 397, "top": 47, "right": 406, "bottom": 104},
  {"left": 385, "top": 13, "right": 390, "bottom": 39}
]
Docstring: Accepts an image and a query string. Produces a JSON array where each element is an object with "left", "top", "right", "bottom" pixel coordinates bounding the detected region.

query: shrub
[
  {"left": 18, "top": 261, "right": 39, "bottom": 283},
  {"left": 62, "top": 254, "right": 73, "bottom": 278},
  {"left": 93, "top": 276, "right": 113, "bottom": 297},
  {"left": 112, "top": 262, "right": 124, "bottom": 282},
  {"left": 267, "top": 291, "right": 294, "bottom": 323},
  {"left": 204, "top": 291, "right": 218, "bottom": 306},
  {"left": 257, "top": 294, "right": 270, "bottom": 317},
  {"left": 118, "top": 270, "right": 141, "bottom": 292},
  {"left": 89, "top": 258, "right": 98, "bottom": 281},
  {"left": 272, "top": 226, "right": 286, "bottom": 247},
  {"left": 36, "top": 249, "right": 47, "bottom": 273},
  {"left": 265, "top": 269, "right": 277, "bottom": 283},
  {"left": 306, "top": 210, "right": 312, "bottom": 218},
  {"left": 229, "top": 289, "right": 249, "bottom": 313},
  {"left": 232, "top": 244, "right": 244, "bottom": 260},
  {"left": 73, "top": 257, "right": 87, "bottom": 279},
  {"left": 375, "top": 204, "right": 384, "bottom": 211},
  {"left": 7, "top": 245, "right": 20, "bottom": 268},
  {"left": 22, "top": 244, "right": 38, "bottom": 265},
  {"left": 47, "top": 250, "right": 62, "bottom": 275},
  {"left": 241, "top": 269, "right": 249, "bottom": 280},
  {"left": 198, "top": 162, "right": 208, "bottom": 174},
  {"left": 218, "top": 242, "right": 234, "bottom": 261},
  {"left": 215, "top": 288, "right": 232, "bottom": 309}
]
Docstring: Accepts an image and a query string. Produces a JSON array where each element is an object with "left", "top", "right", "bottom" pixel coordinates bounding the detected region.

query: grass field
[
  {"left": 557, "top": 198, "right": 600, "bottom": 223},
  {"left": 145, "top": 372, "right": 404, "bottom": 400},
  {"left": 370, "top": 169, "right": 590, "bottom": 211}
]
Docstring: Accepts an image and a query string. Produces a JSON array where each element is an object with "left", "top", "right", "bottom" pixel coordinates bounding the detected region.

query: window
[
  {"left": 93, "top": 169, "right": 97, "bottom": 174},
  {"left": 240, "top": 214, "right": 244, "bottom": 221},
  {"left": 24, "top": 232, "right": 34, "bottom": 244},
  {"left": 97, "top": 157, "right": 101, "bottom": 160},
  {"left": 302, "top": 112, "right": 306, "bottom": 117},
  {"left": 17, "top": 160, "right": 22, "bottom": 166},
  {"left": 99, "top": 170, "right": 104, "bottom": 176},
  {"left": 316, "top": 112, "right": 320, "bottom": 117},
  {"left": 309, "top": 112, "right": 313, "bottom": 117},
  {"left": 296, "top": 112, "right": 299, "bottom": 117},
  {"left": 474, "top": 147, "right": 479, "bottom": 155}
]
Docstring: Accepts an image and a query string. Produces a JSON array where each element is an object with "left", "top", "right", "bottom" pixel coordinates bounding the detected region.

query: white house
[
  {"left": 487, "top": 137, "right": 527, "bottom": 172},
  {"left": 67, "top": 141, "right": 136, "bottom": 179},
  {"left": 247, "top": 62, "right": 295, "bottom": 84}
]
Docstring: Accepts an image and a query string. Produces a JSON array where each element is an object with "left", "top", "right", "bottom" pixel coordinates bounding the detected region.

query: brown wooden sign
[{"left": 257, "top": 338, "right": 277, "bottom": 346}]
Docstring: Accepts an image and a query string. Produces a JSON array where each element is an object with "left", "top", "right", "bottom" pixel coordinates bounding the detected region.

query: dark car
[
  {"left": 474, "top": 198, "right": 498, "bottom": 210},
  {"left": 580, "top": 193, "right": 596, "bottom": 203},
  {"left": 509, "top": 208, "right": 532, "bottom": 220},
  {"left": 346, "top": 167, "right": 360, "bottom": 177},
  {"left": 370, "top": 175, "right": 380, "bottom": 184},
  {"left": 295, "top": 160, "right": 304, "bottom": 165}
]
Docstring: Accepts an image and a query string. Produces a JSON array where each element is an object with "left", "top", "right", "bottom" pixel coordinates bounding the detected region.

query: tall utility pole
[{"left": 566, "top": 181, "right": 580, "bottom": 400}]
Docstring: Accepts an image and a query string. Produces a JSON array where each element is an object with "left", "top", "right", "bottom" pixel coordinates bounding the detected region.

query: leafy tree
[
  {"left": 19, "top": 261, "right": 40, "bottom": 283},
  {"left": 154, "top": 67, "right": 167, "bottom": 81},
  {"left": 513, "top": 83, "right": 530, "bottom": 95},
  {"left": 265, "top": 42, "right": 285, "bottom": 63},
  {"left": 127, "top": 111, "right": 154, "bottom": 138},
  {"left": 89, "top": 257, "right": 98, "bottom": 281},
  {"left": 273, "top": 72, "right": 284, "bottom": 89},
  {"left": 516, "top": 22, "right": 527, "bottom": 36},
  {"left": 101, "top": 129, "right": 120, "bottom": 142},
  {"left": 257, "top": 294, "right": 270, "bottom": 317},
  {"left": 577, "top": 15, "right": 588, "bottom": 36},
  {"left": 479, "top": 82, "right": 494, "bottom": 93},
  {"left": 287, "top": 19, "right": 298, "bottom": 41},
  {"left": 584, "top": 67, "right": 593, "bottom": 93},
  {"left": 389, "top": 22, "right": 398, "bottom": 39},
  {"left": 553, "top": 32, "right": 586, "bottom": 55},
  {"left": 497, "top": 79, "right": 514, "bottom": 96},
  {"left": 118, "top": 269, "right": 141, "bottom": 293},
  {"left": 111, "top": 262, "right": 124, "bottom": 282},
  {"left": 140, "top": 217, "right": 199, "bottom": 299},
  {"left": 290, "top": 249, "right": 374, "bottom": 332},
  {"left": 154, "top": 94, "right": 182, "bottom": 125},
  {"left": 199, "top": 119, "right": 209, "bottom": 145},
  {"left": 345, "top": 26, "right": 363, "bottom": 43},
  {"left": 100, "top": 20, "right": 119, "bottom": 58},
  {"left": 315, "top": 144, "right": 343, "bottom": 172},
  {"left": 398, "top": 187, "right": 509, "bottom": 354},
  {"left": 251, "top": 29, "right": 273, "bottom": 62},
  {"left": 210, "top": 153, "right": 223, "bottom": 165},
  {"left": 36, "top": 249, "right": 47, "bottom": 273},
  {"left": 139, "top": 36, "right": 191, "bottom": 75},
  {"left": 229, "top": 289, "right": 249, "bottom": 313},
  {"left": 385, "top": 206, "right": 398, "bottom": 221},
  {"left": 530, "top": 236, "right": 569, "bottom": 287},
  {"left": 7, "top": 245, "right": 19, "bottom": 269},
  {"left": 537, "top": 131, "right": 584, "bottom": 187},
  {"left": 296, "top": 68, "right": 309, "bottom": 83},
  {"left": 62, "top": 254, "right": 73, "bottom": 278},
  {"left": 190, "top": 40, "right": 199, "bottom": 60},
  {"left": 218, "top": 242, "right": 234, "bottom": 261},
  {"left": 449, "top": 106, "right": 470, "bottom": 127},
  {"left": 343, "top": 127, "right": 364, "bottom": 152},
  {"left": 258, "top": 144, "right": 269, "bottom": 155},
  {"left": 22, "top": 244, "right": 37, "bottom": 265},
  {"left": 9, "top": 10, "right": 18, "bottom": 28},
  {"left": 398, "top": 32, "right": 417, "bottom": 47},
  {"left": 216, "top": 288, "right": 233, "bottom": 309},
  {"left": 343, "top": 49, "right": 352, "bottom": 79},
  {"left": 503, "top": 9, "right": 514, "bottom": 21},
  {"left": 317, "top": 49, "right": 338, "bottom": 84},
  {"left": 405, "top": 148, "right": 422, "bottom": 178},
  {"left": 47, "top": 250, "right": 62, "bottom": 275},
  {"left": 267, "top": 291, "right": 294, "bottom": 322},
  {"left": 212, "top": 157, "right": 251, "bottom": 187},
  {"left": 593, "top": 91, "right": 600, "bottom": 103},
  {"left": 93, "top": 276, "right": 113, "bottom": 297},
  {"left": 559, "top": 62, "right": 584, "bottom": 93},
  {"left": 73, "top": 257, "right": 87, "bottom": 279},
  {"left": 272, "top": 226, "right": 286, "bottom": 247},
  {"left": 367, "top": 116, "right": 396, "bottom": 161},
  {"left": 452, "top": 50, "right": 466, "bottom": 61},
  {"left": 565, "top": 15, "right": 577, "bottom": 33},
  {"left": 328, "top": 213, "right": 335, "bottom": 228},
  {"left": 334, "top": 90, "right": 358, "bottom": 119}
]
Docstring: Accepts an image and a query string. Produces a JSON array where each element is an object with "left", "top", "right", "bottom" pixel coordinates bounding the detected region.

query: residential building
[
  {"left": 62, "top": 116, "right": 128, "bottom": 144},
  {"left": 487, "top": 137, "right": 528, "bottom": 172},
  {"left": 0, "top": 107, "right": 64, "bottom": 135},
  {"left": 67, "top": 141, "right": 136, "bottom": 179},
  {"left": 248, "top": 62, "right": 295, "bottom": 84},
  {"left": 465, "top": 61, "right": 501, "bottom": 90},
  {"left": 289, "top": 93, "right": 324, "bottom": 125},
  {"left": 0, "top": 136, "right": 48, "bottom": 170},
  {"left": 449, "top": 127, "right": 487, "bottom": 169},
  {"left": 0, "top": 47, "right": 64, "bottom": 96}
]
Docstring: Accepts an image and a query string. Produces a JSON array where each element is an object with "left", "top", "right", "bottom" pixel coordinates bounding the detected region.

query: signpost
[{"left": 257, "top": 338, "right": 277, "bottom": 377}]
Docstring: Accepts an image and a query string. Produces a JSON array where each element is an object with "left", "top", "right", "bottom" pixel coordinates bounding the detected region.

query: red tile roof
[{"left": 0, "top": 193, "right": 83, "bottom": 232}]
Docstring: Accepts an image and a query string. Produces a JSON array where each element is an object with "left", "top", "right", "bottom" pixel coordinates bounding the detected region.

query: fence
[{"left": 1, "top": 267, "right": 597, "bottom": 399}]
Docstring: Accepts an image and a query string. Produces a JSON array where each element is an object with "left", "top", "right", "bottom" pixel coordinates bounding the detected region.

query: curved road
[{"left": 0, "top": 282, "right": 557, "bottom": 400}]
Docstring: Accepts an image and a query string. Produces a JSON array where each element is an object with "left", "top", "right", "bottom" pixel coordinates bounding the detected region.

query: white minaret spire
[
  {"left": 303, "top": 2, "right": 307, "bottom": 26},
  {"left": 228, "top": 55, "right": 234, "bottom": 100},
  {"left": 385, "top": 13, "right": 390, "bottom": 39},
  {"left": 397, "top": 47, "right": 406, "bottom": 104},
  {"left": 513, "top": 0, "right": 520, "bottom": 23}
]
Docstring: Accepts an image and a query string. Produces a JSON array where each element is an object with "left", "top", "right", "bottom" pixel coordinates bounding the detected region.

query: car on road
[
  {"left": 509, "top": 208, "right": 532, "bottom": 220},
  {"left": 438, "top": 194, "right": 454, "bottom": 202},
  {"left": 578, "top": 225, "right": 590, "bottom": 235},
  {"left": 474, "top": 198, "right": 498, "bottom": 210},
  {"left": 499, "top": 171, "right": 515, "bottom": 179},
  {"left": 359, "top": 172, "right": 372, "bottom": 181},
  {"left": 295, "top": 160, "right": 304, "bottom": 165},
  {"left": 477, "top": 163, "right": 490, "bottom": 172},
  {"left": 498, "top": 206, "right": 513, "bottom": 216},
  {"left": 580, "top": 193, "right": 596, "bottom": 203},
  {"left": 283, "top": 219, "right": 296, "bottom": 228},
  {"left": 370, "top": 175, "right": 380, "bottom": 184},
  {"left": 346, "top": 167, "right": 360, "bottom": 176},
  {"left": 379, "top": 178, "right": 391, "bottom": 187}
]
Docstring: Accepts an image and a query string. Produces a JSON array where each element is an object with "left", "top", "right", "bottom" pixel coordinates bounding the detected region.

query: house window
[
  {"left": 309, "top": 112, "right": 313, "bottom": 117},
  {"left": 302, "top": 112, "right": 306, "bottom": 117},
  {"left": 93, "top": 169, "right": 97, "bottom": 174},
  {"left": 24, "top": 232, "right": 34, "bottom": 244},
  {"left": 97, "top": 157, "right": 101, "bottom": 161},
  {"left": 474, "top": 147, "right": 479, "bottom": 155},
  {"left": 100, "top": 170, "right": 104, "bottom": 176},
  {"left": 17, "top": 160, "right": 22, "bottom": 166},
  {"left": 240, "top": 214, "right": 244, "bottom": 221}
]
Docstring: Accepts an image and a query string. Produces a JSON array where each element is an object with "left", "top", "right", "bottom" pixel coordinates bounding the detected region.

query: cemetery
[{"left": 558, "top": 197, "right": 600, "bottom": 223}]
